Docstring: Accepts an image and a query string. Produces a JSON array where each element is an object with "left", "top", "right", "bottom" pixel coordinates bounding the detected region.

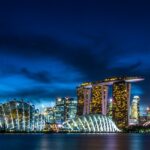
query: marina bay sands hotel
[{"left": 77, "top": 77, "right": 144, "bottom": 129}]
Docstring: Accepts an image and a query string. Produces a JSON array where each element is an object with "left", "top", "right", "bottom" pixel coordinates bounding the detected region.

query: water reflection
[
  {"left": 129, "top": 134, "right": 149, "bottom": 150},
  {"left": 104, "top": 133, "right": 118, "bottom": 150},
  {"left": 0, "top": 133, "right": 149, "bottom": 150}
]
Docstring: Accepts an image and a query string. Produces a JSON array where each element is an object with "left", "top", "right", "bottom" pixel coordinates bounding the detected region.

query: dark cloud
[
  {"left": 109, "top": 61, "right": 142, "bottom": 76},
  {"left": 0, "top": 86, "right": 76, "bottom": 103},
  {"left": 0, "top": 65, "right": 52, "bottom": 84},
  {"left": 9, "top": 88, "right": 49, "bottom": 98},
  {"left": 20, "top": 68, "right": 51, "bottom": 83},
  {"left": 0, "top": 33, "right": 146, "bottom": 81},
  {"left": 0, "top": 0, "right": 149, "bottom": 106}
]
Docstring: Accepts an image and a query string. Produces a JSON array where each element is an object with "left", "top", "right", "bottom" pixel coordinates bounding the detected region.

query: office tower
[
  {"left": 65, "top": 97, "right": 77, "bottom": 120},
  {"left": 55, "top": 97, "right": 77, "bottom": 124},
  {"left": 130, "top": 96, "right": 140, "bottom": 125},
  {"left": 107, "top": 98, "right": 113, "bottom": 118},
  {"left": 55, "top": 97, "right": 66, "bottom": 124},
  {"left": 43, "top": 107, "right": 55, "bottom": 124}
]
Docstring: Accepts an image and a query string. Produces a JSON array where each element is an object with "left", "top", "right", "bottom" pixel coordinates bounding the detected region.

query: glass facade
[
  {"left": 130, "top": 96, "right": 140, "bottom": 125},
  {"left": 55, "top": 98, "right": 65, "bottom": 124},
  {"left": 107, "top": 98, "right": 113, "bottom": 118},
  {"left": 44, "top": 107, "right": 55, "bottom": 124},
  {"left": 65, "top": 98, "right": 77, "bottom": 120},
  {"left": 55, "top": 97, "right": 77, "bottom": 124}
]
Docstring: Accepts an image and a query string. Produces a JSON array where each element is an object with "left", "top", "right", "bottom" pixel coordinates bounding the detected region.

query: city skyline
[
  {"left": 1, "top": 1, "right": 150, "bottom": 150},
  {"left": 0, "top": 0, "right": 150, "bottom": 108}
]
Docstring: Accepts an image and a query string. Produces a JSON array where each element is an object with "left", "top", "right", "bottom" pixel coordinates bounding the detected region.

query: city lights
[{"left": 0, "top": 76, "right": 149, "bottom": 133}]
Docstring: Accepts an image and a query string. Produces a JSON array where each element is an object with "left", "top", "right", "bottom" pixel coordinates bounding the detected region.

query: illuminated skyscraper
[
  {"left": 107, "top": 98, "right": 113, "bottom": 118},
  {"left": 55, "top": 97, "right": 77, "bottom": 124},
  {"left": 55, "top": 97, "right": 65, "bottom": 124},
  {"left": 90, "top": 85, "right": 108, "bottom": 115},
  {"left": 112, "top": 81, "right": 131, "bottom": 129},
  {"left": 77, "top": 86, "right": 85, "bottom": 116},
  {"left": 77, "top": 83, "right": 108, "bottom": 116},
  {"left": 130, "top": 96, "right": 140, "bottom": 125},
  {"left": 104, "top": 77, "right": 143, "bottom": 129},
  {"left": 77, "top": 77, "right": 144, "bottom": 129},
  {"left": 43, "top": 107, "right": 55, "bottom": 124},
  {"left": 65, "top": 98, "right": 77, "bottom": 120},
  {"left": 83, "top": 88, "right": 91, "bottom": 115},
  {"left": 146, "top": 107, "right": 150, "bottom": 121}
]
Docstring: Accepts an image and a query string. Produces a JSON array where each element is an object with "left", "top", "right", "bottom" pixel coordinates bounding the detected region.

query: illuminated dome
[
  {"left": 62, "top": 114, "right": 120, "bottom": 132},
  {"left": 0, "top": 100, "right": 45, "bottom": 132}
]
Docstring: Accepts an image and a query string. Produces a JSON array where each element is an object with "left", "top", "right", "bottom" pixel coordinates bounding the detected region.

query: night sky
[{"left": 0, "top": 0, "right": 150, "bottom": 108}]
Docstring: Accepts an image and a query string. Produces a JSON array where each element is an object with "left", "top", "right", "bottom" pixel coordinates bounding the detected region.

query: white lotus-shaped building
[{"left": 62, "top": 114, "right": 120, "bottom": 132}]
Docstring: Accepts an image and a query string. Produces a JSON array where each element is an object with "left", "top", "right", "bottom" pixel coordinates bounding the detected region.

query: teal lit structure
[
  {"left": 0, "top": 100, "right": 45, "bottom": 132},
  {"left": 62, "top": 114, "right": 120, "bottom": 132},
  {"left": 55, "top": 97, "right": 77, "bottom": 124}
]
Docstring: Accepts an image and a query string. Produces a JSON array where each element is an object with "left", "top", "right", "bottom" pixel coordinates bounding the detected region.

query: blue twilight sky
[{"left": 0, "top": 0, "right": 150, "bottom": 108}]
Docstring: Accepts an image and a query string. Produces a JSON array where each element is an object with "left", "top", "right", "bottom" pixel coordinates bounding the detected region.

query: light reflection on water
[{"left": 0, "top": 133, "right": 149, "bottom": 150}]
